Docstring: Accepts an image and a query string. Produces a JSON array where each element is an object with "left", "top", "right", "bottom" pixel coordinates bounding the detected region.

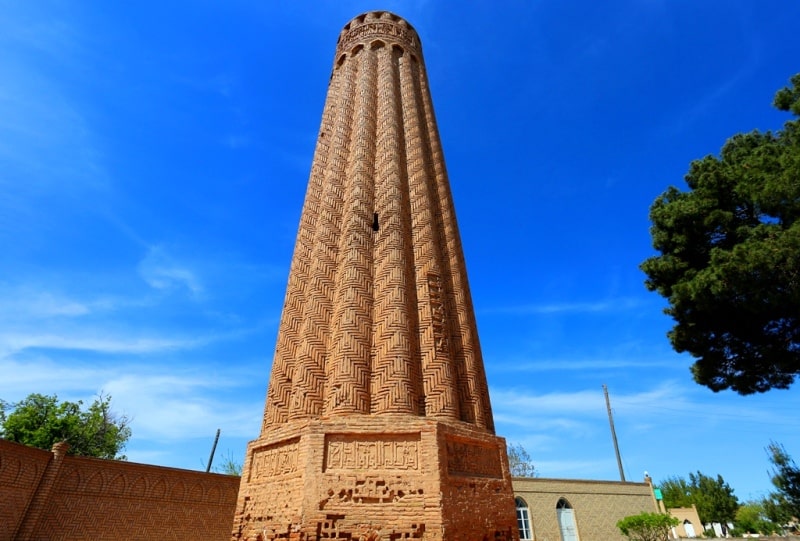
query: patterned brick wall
[
  {"left": 0, "top": 440, "right": 51, "bottom": 540},
  {"left": 0, "top": 439, "right": 239, "bottom": 541},
  {"left": 512, "top": 477, "right": 659, "bottom": 541}
]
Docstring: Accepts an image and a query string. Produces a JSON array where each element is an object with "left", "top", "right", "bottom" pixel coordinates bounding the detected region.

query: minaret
[{"left": 232, "top": 11, "right": 518, "bottom": 541}]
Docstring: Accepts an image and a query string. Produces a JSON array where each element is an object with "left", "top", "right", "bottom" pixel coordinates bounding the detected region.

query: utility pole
[
  {"left": 603, "top": 384, "right": 626, "bottom": 482},
  {"left": 206, "top": 428, "right": 221, "bottom": 473}
]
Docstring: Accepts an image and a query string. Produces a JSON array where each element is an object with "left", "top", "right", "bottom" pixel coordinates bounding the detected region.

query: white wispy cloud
[
  {"left": 0, "top": 356, "right": 265, "bottom": 443},
  {"left": 0, "top": 356, "right": 113, "bottom": 392},
  {"left": 0, "top": 332, "right": 203, "bottom": 357},
  {"left": 102, "top": 372, "right": 263, "bottom": 440},
  {"left": 0, "top": 6, "right": 110, "bottom": 246},
  {"left": 479, "top": 297, "right": 646, "bottom": 315},
  {"left": 492, "top": 388, "right": 606, "bottom": 415},
  {"left": 0, "top": 290, "right": 90, "bottom": 318},
  {"left": 490, "top": 356, "right": 678, "bottom": 373},
  {"left": 138, "top": 246, "right": 204, "bottom": 297},
  {"left": 534, "top": 458, "right": 620, "bottom": 478},
  {"left": 659, "top": 39, "right": 762, "bottom": 137}
]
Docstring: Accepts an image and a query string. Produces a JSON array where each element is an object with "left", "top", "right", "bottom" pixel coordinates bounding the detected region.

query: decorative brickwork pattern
[
  {"left": 234, "top": 10, "right": 517, "bottom": 540},
  {"left": 0, "top": 440, "right": 50, "bottom": 540},
  {"left": 234, "top": 418, "right": 517, "bottom": 541},
  {"left": 0, "top": 439, "right": 239, "bottom": 541},
  {"left": 262, "top": 10, "right": 493, "bottom": 430}
]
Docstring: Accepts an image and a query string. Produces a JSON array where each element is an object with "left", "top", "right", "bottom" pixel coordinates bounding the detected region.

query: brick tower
[{"left": 232, "top": 11, "right": 518, "bottom": 541}]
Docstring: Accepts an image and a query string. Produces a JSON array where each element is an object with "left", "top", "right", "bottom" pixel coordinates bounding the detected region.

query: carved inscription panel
[
  {"left": 324, "top": 434, "right": 420, "bottom": 471},
  {"left": 446, "top": 439, "right": 502, "bottom": 478},
  {"left": 249, "top": 438, "right": 300, "bottom": 481},
  {"left": 427, "top": 273, "right": 450, "bottom": 355},
  {"left": 319, "top": 475, "right": 425, "bottom": 508}
]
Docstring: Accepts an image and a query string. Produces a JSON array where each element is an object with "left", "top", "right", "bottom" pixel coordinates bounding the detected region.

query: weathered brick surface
[
  {"left": 512, "top": 477, "right": 659, "bottom": 541},
  {"left": 235, "top": 10, "right": 517, "bottom": 540},
  {"left": 0, "top": 439, "right": 240, "bottom": 541},
  {"left": 0, "top": 440, "right": 50, "bottom": 540},
  {"left": 233, "top": 417, "right": 516, "bottom": 540}
]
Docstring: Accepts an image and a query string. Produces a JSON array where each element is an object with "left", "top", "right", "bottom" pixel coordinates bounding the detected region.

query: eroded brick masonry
[{"left": 232, "top": 10, "right": 518, "bottom": 541}]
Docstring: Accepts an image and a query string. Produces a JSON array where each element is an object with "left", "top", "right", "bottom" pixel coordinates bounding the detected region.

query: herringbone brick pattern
[
  {"left": 261, "top": 11, "right": 492, "bottom": 431},
  {"left": 235, "top": 10, "right": 518, "bottom": 540},
  {"left": 0, "top": 441, "right": 49, "bottom": 541},
  {"left": 0, "top": 439, "right": 239, "bottom": 541}
]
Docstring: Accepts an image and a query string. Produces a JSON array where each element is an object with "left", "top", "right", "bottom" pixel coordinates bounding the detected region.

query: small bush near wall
[{"left": 617, "top": 512, "right": 679, "bottom": 541}]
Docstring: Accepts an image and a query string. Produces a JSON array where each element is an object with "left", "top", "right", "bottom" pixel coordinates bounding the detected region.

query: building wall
[
  {"left": 668, "top": 505, "right": 703, "bottom": 538},
  {"left": 0, "top": 441, "right": 51, "bottom": 541},
  {"left": 0, "top": 439, "right": 240, "bottom": 541},
  {"left": 512, "top": 477, "right": 659, "bottom": 541}
]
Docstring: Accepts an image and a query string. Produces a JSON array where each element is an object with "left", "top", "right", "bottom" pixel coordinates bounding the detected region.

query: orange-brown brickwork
[
  {"left": 233, "top": 10, "right": 518, "bottom": 541},
  {"left": 0, "top": 439, "right": 239, "bottom": 541},
  {"left": 0, "top": 440, "right": 50, "bottom": 541}
]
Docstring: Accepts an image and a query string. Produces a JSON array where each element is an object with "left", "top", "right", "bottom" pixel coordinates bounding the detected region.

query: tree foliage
[
  {"left": 207, "top": 450, "right": 243, "bottom": 476},
  {"left": 734, "top": 500, "right": 780, "bottom": 535},
  {"left": 765, "top": 442, "right": 800, "bottom": 523},
  {"left": 616, "top": 512, "right": 679, "bottom": 541},
  {"left": 690, "top": 471, "right": 739, "bottom": 525},
  {"left": 659, "top": 476, "right": 694, "bottom": 509},
  {"left": 762, "top": 493, "right": 794, "bottom": 532},
  {"left": 507, "top": 442, "right": 537, "bottom": 478},
  {"left": 641, "top": 73, "right": 800, "bottom": 394},
  {"left": 0, "top": 393, "right": 131, "bottom": 460},
  {"left": 658, "top": 471, "right": 739, "bottom": 525}
]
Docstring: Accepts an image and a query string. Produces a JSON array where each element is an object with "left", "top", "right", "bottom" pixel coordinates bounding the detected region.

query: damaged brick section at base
[
  {"left": 319, "top": 476, "right": 424, "bottom": 508},
  {"left": 317, "top": 514, "right": 426, "bottom": 539},
  {"left": 239, "top": 522, "right": 515, "bottom": 541}
]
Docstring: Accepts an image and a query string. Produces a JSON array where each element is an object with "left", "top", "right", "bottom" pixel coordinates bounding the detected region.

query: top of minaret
[{"left": 335, "top": 11, "right": 421, "bottom": 58}]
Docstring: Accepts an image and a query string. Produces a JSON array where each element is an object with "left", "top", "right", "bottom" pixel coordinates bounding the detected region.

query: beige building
[
  {"left": 667, "top": 506, "right": 703, "bottom": 539},
  {"left": 512, "top": 477, "right": 660, "bottom": 541}
]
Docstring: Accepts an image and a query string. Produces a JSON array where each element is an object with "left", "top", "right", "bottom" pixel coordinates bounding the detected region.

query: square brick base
[{"left": 231, "top": 415, "right": 518, "bottom": 540}]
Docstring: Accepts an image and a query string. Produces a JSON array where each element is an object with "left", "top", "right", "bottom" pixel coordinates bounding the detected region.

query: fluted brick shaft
[
  {"left": 236, "top": 12, "right": 519, "bottom": 541},
  {"left": 262, "top": 10, "right": 494, "bottom": 432}
]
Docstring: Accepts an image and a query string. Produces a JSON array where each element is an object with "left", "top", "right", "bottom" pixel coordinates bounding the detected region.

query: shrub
[{"left": 617, "top": 512, "right": 680, "bottom": 541}]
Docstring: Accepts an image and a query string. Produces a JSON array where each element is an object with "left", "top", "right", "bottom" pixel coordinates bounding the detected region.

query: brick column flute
[{"left": 233, "top": 11, "right": 518, "bottom": 541}]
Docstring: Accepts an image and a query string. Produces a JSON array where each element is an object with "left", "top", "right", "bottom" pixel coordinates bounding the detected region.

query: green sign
[{"left": 654, "top": 488, "right": 663, "bottom": 500}]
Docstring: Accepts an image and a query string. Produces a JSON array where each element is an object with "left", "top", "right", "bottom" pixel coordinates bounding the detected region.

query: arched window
[
  {"left": 515, "top": 497, "right": 532, "bottom": 540},
  {"left": 556, "top": 498, "right": 580, "bottom": 541}
]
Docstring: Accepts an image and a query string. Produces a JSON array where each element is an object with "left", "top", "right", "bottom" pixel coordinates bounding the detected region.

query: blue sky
[{"left": 2, "top": 1, "right": 799, "bottom": 502}]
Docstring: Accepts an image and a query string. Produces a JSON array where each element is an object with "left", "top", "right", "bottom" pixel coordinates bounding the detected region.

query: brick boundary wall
[
  {"left": 0, "top": 440, "right": 51, "bottom": 541},
  {"left": 0, "top": 439, "right": 240, "bottom": 541}
]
